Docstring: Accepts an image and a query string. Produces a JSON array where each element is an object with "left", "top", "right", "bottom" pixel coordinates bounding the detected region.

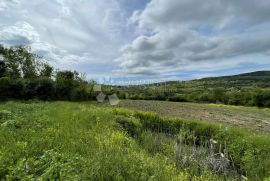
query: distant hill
[
  {"left": 163, "top": 71, "right": 270, "bottom": 89},
  {"left": 109, "top": 70, "right": 270, "bottom": 107},
  {"left": 200, "top": 70, "right": 270, "bottom": 82},
  {"left": 113, "top": 71, "right": 270, "bottom": 92}
]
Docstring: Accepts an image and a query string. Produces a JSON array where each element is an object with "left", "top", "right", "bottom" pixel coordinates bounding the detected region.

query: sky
[{"left": 1, "top": 0, "right": 270, "bottom": 84}]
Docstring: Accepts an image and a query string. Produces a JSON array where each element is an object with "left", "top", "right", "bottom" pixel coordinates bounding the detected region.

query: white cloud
[
  {"left": 0, "top": 22, "right": 39, "bottom": 45},
  {"left": 0, "top": 0, "right": 130, "bottom": 76},
  {"left": 1, "top": 0, "right": 270, "bottom": 80},
  {"left": 117, "top": 0, "right": 270, "bottom": 75}
]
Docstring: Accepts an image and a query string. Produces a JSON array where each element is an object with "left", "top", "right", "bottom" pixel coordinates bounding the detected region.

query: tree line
[
  {"left": 1, "top": 44, "right": 270, "bottom": 107},
  {"left": 0, "top": 44, "right": 95, "bottom": 101},
  {"left": 123, "top": 87, "right": 270, "bottom": 107}
]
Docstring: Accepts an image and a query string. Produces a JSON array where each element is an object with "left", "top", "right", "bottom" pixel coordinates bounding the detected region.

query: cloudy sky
[{"left": 1, "top": 0, "right": 270, "bottom": 83}]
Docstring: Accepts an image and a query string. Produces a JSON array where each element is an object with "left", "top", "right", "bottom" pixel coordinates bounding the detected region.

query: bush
[
  {"left": 70, "top": 86, "right": 88, "bottom": 101},
  {"left": 253, "top": 90, "right": 270, "bottom": 107},
  {"left": 0, "top": 77, "right": 10, "bottom": 100},
  {"left": 168, "top": 95, "right": 187, "bottom": 102},
  {"left": 35, "top": 78, "right": 55, "bottom": 100},
  {"left": 8, "top": 79, "right": 24, "bottom": 99}
]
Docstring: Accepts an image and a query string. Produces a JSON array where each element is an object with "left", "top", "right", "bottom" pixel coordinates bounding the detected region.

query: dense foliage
[{"left": 0, "top": 44, "right": 95, "bottom": 101}]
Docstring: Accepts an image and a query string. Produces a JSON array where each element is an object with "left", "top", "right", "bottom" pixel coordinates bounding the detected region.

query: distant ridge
[
  {"left": 133, "top": 70, "right": 270, "bottom": 89},
  {"left": 153, "top": 70, "right": 270, "bottom": 87},
  {"left": 199, "top": 70, "right": 270, "bottom": 81},
  {"left": 191, "top": 70, "right": 270, "bottom": 88}
]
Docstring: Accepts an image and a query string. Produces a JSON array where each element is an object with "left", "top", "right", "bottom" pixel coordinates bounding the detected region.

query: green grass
[
  {"left": 116, "top": 100, "right": 270, "bottom": 133},
  {"left": 0, "top": 101, "right": 269, "bottom": 180},
  {"left": 113, "top": 108, "right": 270, "bottom": 180}
]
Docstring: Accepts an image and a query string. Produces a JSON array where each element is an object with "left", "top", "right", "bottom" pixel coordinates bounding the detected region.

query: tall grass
[
  {"left": 0, "top": 101, "right": 269, "bottom": 180},
  {"left": 0, "top": 101, "right": 189, "bottom": 180},
  {"left": 113, "top": 108, "right": 270, "bottom": 180}
]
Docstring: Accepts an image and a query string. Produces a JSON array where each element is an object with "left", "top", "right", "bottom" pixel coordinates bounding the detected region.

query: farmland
[
  {"left": 116, "top": 100, "right": 270, "bottom": 134},
  {"left": 1, "top": 101, "right": 270, "bottom": 180}
]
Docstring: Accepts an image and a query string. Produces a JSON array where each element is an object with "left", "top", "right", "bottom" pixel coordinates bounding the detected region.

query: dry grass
[{"left": 114, "top": 100, "right": 270, "bottom": 134}]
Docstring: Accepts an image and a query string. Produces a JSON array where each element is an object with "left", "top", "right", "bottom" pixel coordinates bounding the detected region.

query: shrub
[
  {"left": 168, "top": 95, "right": 187, "bottom": 102},
  {"left": 35, "top": 78, "right": 55, "bottom": 100},
  {"left": 0, "top": 77, "right": 10, "bottom": 100}
]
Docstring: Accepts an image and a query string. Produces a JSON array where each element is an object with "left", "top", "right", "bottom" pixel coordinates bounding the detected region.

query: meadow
[{"left": 0, "top": 101, "right": 270, "bottom": 180}]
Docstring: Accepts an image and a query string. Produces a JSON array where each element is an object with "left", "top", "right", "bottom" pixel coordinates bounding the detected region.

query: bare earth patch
[{"left": 116, "top": 100, "right": 270, "bottom": 134}]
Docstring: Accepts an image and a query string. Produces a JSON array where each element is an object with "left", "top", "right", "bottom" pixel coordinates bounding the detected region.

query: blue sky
[{"left": 0, "top": 0, "right": 270, "bottom": 84}]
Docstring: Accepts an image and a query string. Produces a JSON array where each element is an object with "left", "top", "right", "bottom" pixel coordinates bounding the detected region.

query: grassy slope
[
  {"left": 116, "top": 100, "right": 270, "bottom": 134},
  {"left": 0, "top": 101, "right": 269, "bottom": 180},
  {"left": 0, "top": 101, "right": 221, "bottom": 181}
]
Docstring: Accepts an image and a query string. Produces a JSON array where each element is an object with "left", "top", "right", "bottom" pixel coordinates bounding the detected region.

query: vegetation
[
  {"left": 0, "top": 101, "right": 215, "bottom": 180},
  {"left": 112, "top": 71, "right": 270, "bottom": 107},
  {"left": 0, "top": 101, "right": 269, "bottom": 180},
  {"left": 1, "top": 44, "right": 270, "bottom": 108},
  {"left": 1, "top": 44, "right": 270, "bottom": 180},
  {"left": 0, "top": 44, "right": 96, "bottom": 101},
  {"left": 114, "top": 108, "right": 270, "bottom": 180},
  {"left": 114, "top": 100, "right": 270, "bottom": 134}
]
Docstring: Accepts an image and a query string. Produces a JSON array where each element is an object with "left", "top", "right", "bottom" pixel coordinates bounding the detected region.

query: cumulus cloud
[
  {"left": 0, "top": 0, "right": 130, "bottom": 74},
  {"left": 117, "top": 0, "right": 270, "bottom": 75},
  {"left": 0, "top": 22, "right": 39, "bottom": 45},
  {"left": 1, "top": 0, "right": 270, "bottom": 80}
]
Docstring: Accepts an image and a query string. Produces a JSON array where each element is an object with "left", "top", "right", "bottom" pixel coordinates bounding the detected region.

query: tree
[
  {"left": 3, "top": 46, "right": 21, "bottom": 79},
  {"left": 252, "top": 89, "right": 270, "bottom": 107},
  {"left": 55, "top": 70, "right": 77, "bottom": 100},
  {"left": 0, "top": 60, "right": 6, "bottom": 78},
  {"left": 0, "top": 77, "right": 10, "bottom": 100},
  {"left": 16, "top": 46, "right": 38, "bottom": 79},
  {"left": 0, "top": 44, "right": 95, "bottom": 101},
  {"left": 212, "top": 88, "right": 226, "bottom": 103},
  {"left": 40, "top": 63, "right": 53, "bottom": 78},
  {"left": 0, "top": 45, "right": 7, "bottom": 77},
  {"left": 1, "top": 45, "right": 40, "bottom": 79},
  {"left": 56, "top": 70, "right": 76, "bottom": 81},
  {"left": 35, "top": 77, "right": 55, "bottom": 100}
]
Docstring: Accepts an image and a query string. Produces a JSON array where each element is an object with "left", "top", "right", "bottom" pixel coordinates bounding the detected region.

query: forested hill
[
  {"left": 161, "top": 71, "right": 270, "bottom": 89},
  {"left": 115, "top": 71, "right": 270, "bottom": 107},
  {"left": 193, "top": 71, "right": 270, "bottom": 87},
  {"left": 201, "top": 71, "right": 270, "bottom": 80}
]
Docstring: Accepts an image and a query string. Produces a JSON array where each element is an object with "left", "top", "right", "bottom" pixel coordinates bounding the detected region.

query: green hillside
[
  {"left": 180, "top": 71, "right": 270, "bottom": 88},
  {"left": 111, "top": 71, "right": 270, "bottom": 107}
]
